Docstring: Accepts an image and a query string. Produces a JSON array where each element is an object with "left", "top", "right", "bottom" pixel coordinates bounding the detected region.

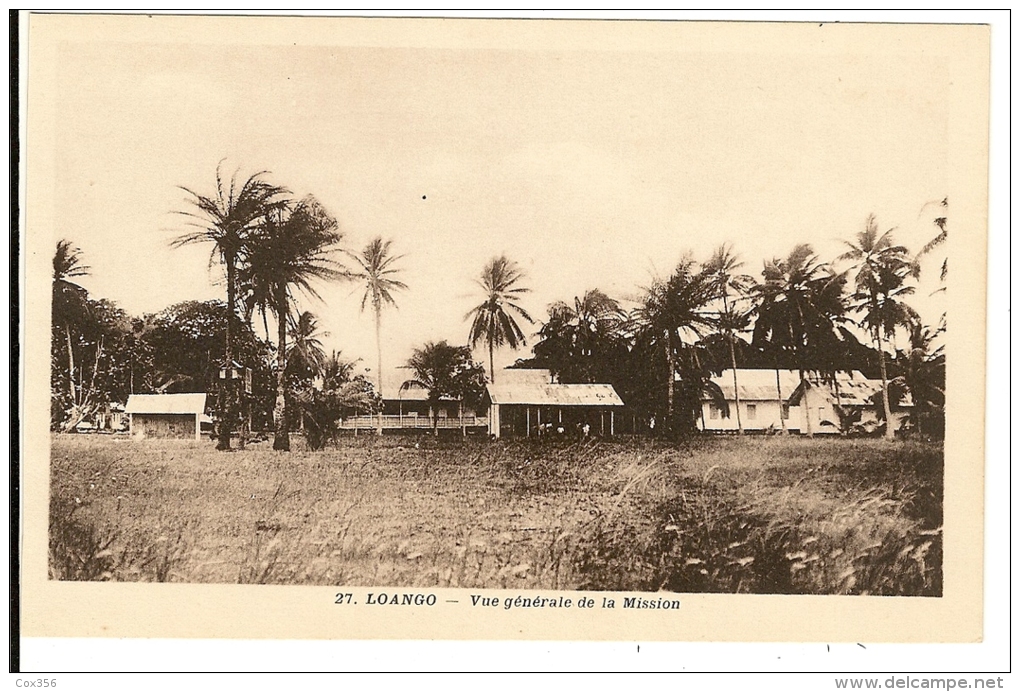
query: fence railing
[{"left": 338, "top": 415, "right": 488, "bottom": 430}]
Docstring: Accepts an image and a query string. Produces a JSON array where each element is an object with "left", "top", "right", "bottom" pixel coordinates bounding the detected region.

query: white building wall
[{"left": 700, "top": 399, "right": 802, "bottom": 433}]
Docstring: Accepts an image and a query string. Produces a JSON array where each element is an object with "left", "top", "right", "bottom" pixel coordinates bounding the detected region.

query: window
[
  {"left": 781, "top": 404, "right": 790, "bottom": 420},
  {"left": 708, "top": 404, "right": 719, "bottom": 420},
  {"left": 746, "top": 404, "right": 757, "bottom": 420}
]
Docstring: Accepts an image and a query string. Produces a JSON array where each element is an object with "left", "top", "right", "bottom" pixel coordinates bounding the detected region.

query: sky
[{"left": 47, "top": 16, "right": 954, "bottom": 390}]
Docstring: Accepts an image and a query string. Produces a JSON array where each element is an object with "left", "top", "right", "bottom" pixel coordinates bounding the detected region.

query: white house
[
  {"left": 698, "top": 369, "right": 801, "bottom": 433},
  {"left": 698, "top": 370, "right": 911, "bottom": 435},
  {"left": 787, "top": 372, "right": 913, "bottom": 435}
]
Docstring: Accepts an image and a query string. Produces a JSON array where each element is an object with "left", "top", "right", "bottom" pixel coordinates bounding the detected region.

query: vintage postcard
[{"left": 19, "top": 13, "right": 990, "bottom": 647}]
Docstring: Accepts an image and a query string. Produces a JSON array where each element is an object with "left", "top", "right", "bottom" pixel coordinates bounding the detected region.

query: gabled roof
[
  {"left": 790, "top": 373, "right": 914, "bottom": 408},
  {"left": 701, "top": 370, "right": 802, "bottom": 402},
  {"left": 125, "top": 393, "right": 207, "bottom": 415},
  {"left": 486, "top": 382, "right": 624, "bottom": 407}
]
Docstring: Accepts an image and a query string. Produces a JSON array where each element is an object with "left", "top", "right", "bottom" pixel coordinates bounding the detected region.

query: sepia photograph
[{"left": 17, "top": 11, "right": 996, "bottom": 656}]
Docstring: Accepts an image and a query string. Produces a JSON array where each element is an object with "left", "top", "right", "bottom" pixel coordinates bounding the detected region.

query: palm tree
[
  {"left": 894, "top": 321, "right": 945, "bottom": 438},
  {"left": 534, "top": 289, "right": 626, "bottom": 383},
  {"left": 466, "top": 255, "right": 534, "bottom": 383},
  {"left": 52, "top": 240, "right": 92, "bottom": 430},
  {"left": 918, "top": 197, "right": 948, "bottom": 287},
  {"left": 752, "top": 244, "right": 847, "bottom": 437},
  {"left": 705, "top": 244, "right": 755, "bottom": 434},
  {"left": 172, "top": 164, "right": 287, "bottom": 450},
  {"left": 287, "top": 311, "right": 329, "bottom": 381},
  {"left": 631, "top": 256, "right": 717, "bottom": 431},
  {"left": 839, "top": 215, "right": 919, "bottom": 439},
  {"left": 240, "top": 195, "right": 345, "bottom": 451},
  {"left": 294, "top": 351, "right": 377, "bottom": 451},
  {"left": 401, "top": 341, "right": 486, "bottom": 436},
  {"left": 346, "top": 237, "right": 408, "bottom": 434}
]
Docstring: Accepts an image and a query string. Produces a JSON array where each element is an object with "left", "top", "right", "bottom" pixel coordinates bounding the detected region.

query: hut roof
[
  {"left": 486, "top": 382, "right": 624, "bottom": 407},
  {"left": 125, "top": 393, "right": 207, "bottom": 415}
]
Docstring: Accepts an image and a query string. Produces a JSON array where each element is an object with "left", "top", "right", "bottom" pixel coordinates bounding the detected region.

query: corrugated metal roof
[
  {"left": 701, "top": 370, "right": 803, "bottom": 401},
  {"left": 487, "top": 382, "right": 624, "bottom": 406},
  {"left": 388, "top": 368, "right": 553, "bottom": 402},
  {"left": 703, "top": 370, "right": 913, "bottom": 407},
  {"left": 816, "top": 375, "right": 882, "bottom": 406},
  {"left": 498, "top": 368, "right": 554, "bottom": 385},
  {"left": 125, "top": 393, "right": 207, "bottom": 415},
  {"left": 795, "top": 373, "right": 913, "bottom": 407}
]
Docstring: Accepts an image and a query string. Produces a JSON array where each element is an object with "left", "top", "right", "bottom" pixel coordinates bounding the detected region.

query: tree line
[{"left": 50, "top": 164, "right": 946, "bottom": 449}]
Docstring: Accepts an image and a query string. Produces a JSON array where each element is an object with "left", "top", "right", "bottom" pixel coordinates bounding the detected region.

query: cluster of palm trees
[
  {"left": 173, "top": 162, "right": 944, "bottom": 449},
  {"left": 485, "top": 218, "right": 944, "bottom": 440},
  {"left": 173, "top": 164, "right": 407, "bottom": 451}
]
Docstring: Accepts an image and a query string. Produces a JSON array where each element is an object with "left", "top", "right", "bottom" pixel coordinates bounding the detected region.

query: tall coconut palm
[
  {"left": 752, "top": 244, "right": 847, "bottom": 437},
  {"left": 240, "top": 195, "right": 345, "bottom": 451},
  {"left": 466, "top": 255, "right": 533, "bottom": 383},
  {"left": 705, "top": 244, "right": 755, "bottom": 434},
  {"left": 172, "top": 164, "right": 287, "bottom": 450},
  {"left": 631, "top": 256, "right": 717, "bottom": 431},
  {"left": 839, "top": 215, "right": 919, "bottom": 439},
  {"left": 346, "top": 237, "right": 408, "bottom": 434},
  {"left": 52, "top": 239, "right": 92, "bottom": 429}
]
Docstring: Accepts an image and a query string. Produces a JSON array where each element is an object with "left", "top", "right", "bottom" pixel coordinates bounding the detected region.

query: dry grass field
[{"left": 48, "top": 433, "right": 943, "bottom": 595}]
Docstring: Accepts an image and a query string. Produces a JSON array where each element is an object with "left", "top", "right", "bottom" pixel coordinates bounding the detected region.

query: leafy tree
[
  {"left": 839, "top": 216, "right": 919, "bottom": 439},
  {"left": 50, "top": 296, "right": 134, "bottom": 431},
  {"left": 240, "top": 195, "right": 345, "bottom": 451},
  {"left": 466, "top": 255, "right": 534, "bottom": 383},
  {"left": 704, "top": 244, "right": 755, "bottom": 434},
  {"left": 533, "top": 289, "right": 627, "bottom": 384},
  {"left": 401, "top": 341, "right": 487, "bottom": 436},
  {"left": 144, "top": 300, "right": 275, "bottom": 431},
  {"left": 630, "top": 256, "right": 717, "bottom": 433},
  {"left": 751, "top": 244, "right": 847, "bottom": 436},
  {"left": 50, "top": 242, "right": 139, "bottom": 431},
  {"left": 172, "top": 164, "right": 287, "bottom": 449},
  {"left": 346, "top": 237, "right": 408, "bottom": 435}
]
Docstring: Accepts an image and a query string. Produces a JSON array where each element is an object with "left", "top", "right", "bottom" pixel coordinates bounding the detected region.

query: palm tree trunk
[
  {"left": 721, "top": 292, "right": 743, "bottom": 434},
  {"left": 375, "top": 307, "right": 383, "bottom": 436},
  {"left": 833, "top": 375, "right": 846, "bottom": 436},
  {"left": 65, "top": 326, "right": 77, "bottom": 406},
  {"left": 729, "top": 337, "right": 743, "bottom": 434},
  {"left": 218, "top": 255, "right": 236, "bottom": 451},
  {"left": 800, "top": 367, "right": 813, "bottom": 438},
  {"left": 875, "top": 329, "right": 894, "bottom": 440},
  {"left": 774, "top": 359, "right": 787, "bottom": 434},
  {"left": 273, "top": 287, "right": 290, "bottom": 451},
  {"left": 489, "top": 338, "right": 495, "bottom": 384}
]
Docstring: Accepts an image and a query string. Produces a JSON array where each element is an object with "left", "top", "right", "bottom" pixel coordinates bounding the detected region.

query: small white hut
[{"left": 125, "top": 393, "right": 207, "bottom": 440}]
